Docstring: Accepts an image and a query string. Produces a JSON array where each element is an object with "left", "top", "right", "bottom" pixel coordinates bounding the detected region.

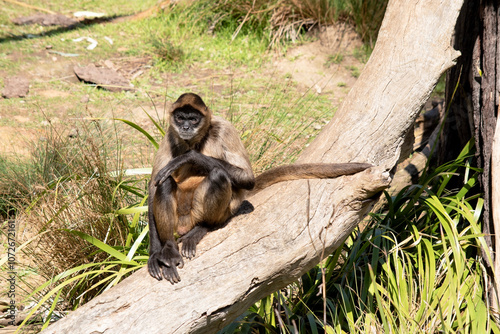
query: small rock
[
  {"left": 68, "top": 128, "right": 78, "bottom": 138},
  {"left": 0, "top": 300, "right": 9, "bottom": 313},
  {"left": 74, "top": 64, "right": 133, "bottom": 92},
  {"left": 12, "top": 14, "right": 77, "bottom": 26},
  {"left": 80, "top": 95, "right": 90, "bottom": 103},
  {"left": 2, "top": 76, "right": 30, "bottom": 98},
  {"left": 312, "top": 123, "right": 322, "bottom": 130}
]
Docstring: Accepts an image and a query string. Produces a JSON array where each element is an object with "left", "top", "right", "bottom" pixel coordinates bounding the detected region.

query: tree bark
[
  {"left": 42, "top": 0, "right": 463, "bottom": 333},
  {"left": 442, "top": 0, "right": 499, "bottom": 306},
  {"left": 492, "top": 110, "right": 500, "bottom": 312}
]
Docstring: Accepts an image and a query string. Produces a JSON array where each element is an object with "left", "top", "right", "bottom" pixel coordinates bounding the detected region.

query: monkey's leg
[
  {"left": 147, "top": 184, "right": 164, "bottom": 281},
  {"left": 181, "top": 167, "right": 233, "bottom": 259},
  {"left": 148, "top": 177, "right": 184, "bottom": 284}
]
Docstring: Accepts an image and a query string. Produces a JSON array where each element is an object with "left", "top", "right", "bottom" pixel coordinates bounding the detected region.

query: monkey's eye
[{"left": 190, "top": 118, "right": 199, "bottom": 125}]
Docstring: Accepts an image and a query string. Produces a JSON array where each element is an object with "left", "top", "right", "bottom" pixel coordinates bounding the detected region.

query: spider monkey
[{"left": 148, "top": 93, "right": 371, "bottom": 283}]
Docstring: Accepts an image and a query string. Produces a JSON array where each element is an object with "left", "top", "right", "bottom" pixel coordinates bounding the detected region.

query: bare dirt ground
[{"left": 272, "top": 24, "right": 364, "bottom": 105}]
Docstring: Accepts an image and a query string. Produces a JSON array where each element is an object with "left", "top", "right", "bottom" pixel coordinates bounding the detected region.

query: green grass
[
  {"left": 346, "top": 65, "right": 360, "bottom": 78},
  {"left": 0, "top": 1, "right": 270, "bottom": 74},
  {"left": 144, "top": 4, "right": 269, "bottom": 72},
  {"left": 0, "top": 0, "right": 155, "bottom": 56},
  {"left": 325, "top": 53, "right": 344, "bottom": 67},
  {"left": 352, "top": 45, "right": 372, "bottom": 63}
]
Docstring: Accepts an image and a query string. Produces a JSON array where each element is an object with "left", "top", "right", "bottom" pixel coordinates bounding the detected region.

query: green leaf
[
  {"left": 127, "top": 226, "right": 149, "bottom": 261},
  {"left": 116, "top": 205, "right": 148, "bottom": 215},
  {"left": 114, "top": 118, "right": 159, "bottom": 149},
  {"left": 67, "top": 230, "right": 137, "bottom": 265},
  {"left": 142, "top": 108, "right": 166, "bottom": 137}
]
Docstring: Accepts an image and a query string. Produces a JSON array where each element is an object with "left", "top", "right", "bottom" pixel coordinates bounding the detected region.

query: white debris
[
  {"left": 73, "top": 11, "right": 106, "bottom": 18},
  {"left": 104, "top": 36, "right": 113, "bottom": 45},
  {"left": 73, "top": 36, "right": 98, "bottom": 50}
]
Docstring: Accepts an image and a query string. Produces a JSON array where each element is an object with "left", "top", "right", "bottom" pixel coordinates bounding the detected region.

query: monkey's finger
[
  {"left": 177, "top": 257, "right": 184, "bottom": 269},
  {"left": 181, "top": 243, "right": 195, "bottom": 259},
  {"left": 188, "top": 248, "right": 196, "bottom": 259},
  {"left": 155, "top": 171, "right": 172, "bottom": 186},
  {"left": 147, "top": 261, "right": 163, "bottom": 281},
  {"left": 163, "top": 267, "right": 181, "bottom": 284},
  {"left": 155, "top": 175, "right": 166, "bottom": 186}
]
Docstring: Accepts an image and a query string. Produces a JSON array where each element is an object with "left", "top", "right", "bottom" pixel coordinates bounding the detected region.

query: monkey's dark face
[{"left": 172, "top": 108, "right": 204, "bottom": 141}]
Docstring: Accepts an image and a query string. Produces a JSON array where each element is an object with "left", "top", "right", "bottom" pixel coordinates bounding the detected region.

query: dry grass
[
  {"left": 11, "top": 121, "right": 135, "bottom": 290},
  {"left": 211, "top": 0, "right": 388, "bottom": 46}
]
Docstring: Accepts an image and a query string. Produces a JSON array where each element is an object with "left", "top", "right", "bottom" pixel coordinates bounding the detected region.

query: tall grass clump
[
  {"left": 207, "top": 0, "right": 388, "bottom": 47},
  {"left": 0, "top": 155, "right": 34, "bottom": 219},
  {"left": 17, "top": 122, "right": 129, "bottom": 274},
  {"left": 145, "top": 1, "right": 269, "bottom": 71},
  {"left": 146, "top": 0, "right": 387, "bottom": 68},
  {"left": 221, "top": 140, "right": 499, "bottom": 333},
  {"left": 0, "top": 120, "right": 151, "bottom": 329}
]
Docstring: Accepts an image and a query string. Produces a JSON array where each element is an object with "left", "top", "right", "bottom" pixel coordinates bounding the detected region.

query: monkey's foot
[
  {"left": 179, "top": 225, "right": 208, "bottom": 259},
  {"left": 162, "top": 266, "right": 181, "bottom": 284}
]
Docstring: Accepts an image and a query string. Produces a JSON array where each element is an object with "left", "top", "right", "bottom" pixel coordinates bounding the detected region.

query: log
[{"left": 42, "top": 0, "right": 463, "bottom": 333}]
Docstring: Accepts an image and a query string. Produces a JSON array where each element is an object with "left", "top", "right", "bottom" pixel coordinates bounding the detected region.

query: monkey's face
[{"left": 171, "top": 107, "right": 205, "bottom": 141}]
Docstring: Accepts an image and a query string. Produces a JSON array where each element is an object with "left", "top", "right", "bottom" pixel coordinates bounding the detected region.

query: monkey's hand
[
  {"left": 155, "top": 153, "right": 193, "bottom": 186},
  {"left": 147, "top": 252, "right": 164, "bottom": 281},
  {"left": 178, "top": 225, "right": 208, "bottom": 259},
  {"left": 155, "top": 151, "right": 216, "bottom": 186}
]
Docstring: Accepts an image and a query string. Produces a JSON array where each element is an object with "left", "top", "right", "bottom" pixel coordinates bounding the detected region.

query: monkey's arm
[{"left": 154, "top": 150, "right": 255, "bottom": 190}]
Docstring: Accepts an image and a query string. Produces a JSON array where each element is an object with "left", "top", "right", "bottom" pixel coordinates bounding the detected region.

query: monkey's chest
[{"left": 173, "top": 174, "right": 205, "bottom": 216}]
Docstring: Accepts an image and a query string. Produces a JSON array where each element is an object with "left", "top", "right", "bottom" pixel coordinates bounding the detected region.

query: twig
[
  {"left": 3, "top": 0, "right": 56, "bottom": 14},
  {"left": 112, "top": 0, "right": 171, "bottom": 22}
]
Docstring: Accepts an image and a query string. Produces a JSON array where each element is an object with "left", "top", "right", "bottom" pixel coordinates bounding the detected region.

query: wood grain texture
[{"left": 41, "top": 0, "right": 463, "bottom": 332}]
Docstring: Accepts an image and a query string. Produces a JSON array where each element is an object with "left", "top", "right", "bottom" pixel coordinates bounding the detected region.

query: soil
[
  {"left": 1, "top": 76, "right": 30, "bottom": 99},
  {"left": 272, "top": 24, "right": 364, "bottom": 105}
]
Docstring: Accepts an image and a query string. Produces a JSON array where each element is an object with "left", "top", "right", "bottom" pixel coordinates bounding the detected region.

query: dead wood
[{"left": 41, "top": 0, "right": 464, "bottom": 333}]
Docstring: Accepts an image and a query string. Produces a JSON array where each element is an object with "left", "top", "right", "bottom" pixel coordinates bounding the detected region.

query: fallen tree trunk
[{"left": 42, "top": 0, "right": 463, "bottom": 333}]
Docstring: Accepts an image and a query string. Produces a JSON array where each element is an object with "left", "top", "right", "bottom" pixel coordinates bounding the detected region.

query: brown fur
[
  {"left": 148, "top": 92, "right": 372, "bottom": 283},
  {"left": 150, "top": 96, "right": 254, "bottom": 245},
  {"left": 251, "top": 162, "right": 372, "bottom": 194}
]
